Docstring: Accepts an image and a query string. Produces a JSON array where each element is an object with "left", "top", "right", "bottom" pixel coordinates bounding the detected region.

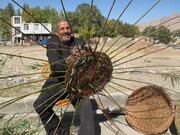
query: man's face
[{"left": 56, "top": 21, "right": 72, "bottom": 43}]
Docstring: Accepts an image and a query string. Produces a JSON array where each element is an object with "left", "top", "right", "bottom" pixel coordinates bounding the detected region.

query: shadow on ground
[{"left": 59, "top": 99, "right": 124, "bottom": 135}]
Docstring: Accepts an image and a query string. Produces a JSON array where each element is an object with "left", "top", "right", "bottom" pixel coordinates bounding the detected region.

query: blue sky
[{"left": 0, "top": 0, "right": 180, "bottom": 24}]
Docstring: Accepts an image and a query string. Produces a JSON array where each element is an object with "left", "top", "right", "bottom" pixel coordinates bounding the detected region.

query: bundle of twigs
[{"left": 65, "top": 51, "right": 113, "bottom": 97}]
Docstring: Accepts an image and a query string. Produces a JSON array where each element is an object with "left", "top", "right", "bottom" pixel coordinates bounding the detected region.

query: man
[{"left": 34, "top": 19, "right": 95, "bottom": 135}]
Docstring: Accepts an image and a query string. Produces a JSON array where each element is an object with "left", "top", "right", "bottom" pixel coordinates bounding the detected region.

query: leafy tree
[
  {"left": 0, "top": 3, "right": 15, "bottom": 41},
  {"left": 31, "top": 6, "right": 45, "bottom": 23},
  {"left": 114, "top": 20, "right": 124, "bottom": 36},
  {"left": 15, "top": 8, "right": 21, "bottom": 16},
  {"left": 22, "top": 5, "right": 50, "bottom": 23},
  {"left": 143, "top": 25, "right": 174, "bottom": 44},
  {"left": 5, "top": 3, "right": 15, "bottom": 17},
  {"left": 171, "top": 38, "right": 177, "bottom": 43},
  {"left": 48, "top": 7, "right": 59, "bottom": 32},
  {"left": 128, "top": 25, "right": 140, "bottom": 37},
  {"left": 156, "top": 26, "right": 172, "bottom": 44},
  {"left": 43, "top": 5, "right": 52, "bottom": 22},
  {"left": 0, "top": 8, "right": 3, "bottom": 39},
  {"left": 142, "top": 26, "right": 157, "bottom": 38},
  {"left": 172, "top": 29, "right": 180, "bottom": 37},
  {"left": 21, "top": 5, "right": 59, "bottom": 32},
  {"left": 0, "top": 3, "right": 142, "bottom": 42},
  {"left": 66, "top": 11, "right": 79, "bottom": 33},
  {"left": 120, "top": 23, "right": 140, "bottom": 38},
  {"left": 73, "top": 3, "right": 105, "bottom": 39},
  {"left": 104, "top": 19, "right": 118, "bottom": 37},
  {"left": 78, "top": 26, "right": 96, "bottom": 40},
  {"left": 59, "top": 9, "right": 65, "bottom": 19},
  {"left": 21, "top": 4, "right": 31, "bottom": 22},
  {"left": 171, "top": 29, "right": 180, "bottom": 44}
]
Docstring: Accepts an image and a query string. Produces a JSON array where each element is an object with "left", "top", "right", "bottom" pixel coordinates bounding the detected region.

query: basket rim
[{"left": 125, "top": 85, "right": 174, "bottom": 134}]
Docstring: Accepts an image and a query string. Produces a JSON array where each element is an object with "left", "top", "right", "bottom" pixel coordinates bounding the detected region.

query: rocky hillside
[{"left": 136, "top": 13, "right": 180, "bottom": 32}]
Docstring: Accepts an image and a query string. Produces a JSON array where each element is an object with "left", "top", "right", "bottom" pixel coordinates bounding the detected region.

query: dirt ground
[{"left": 0, "top": 38, "right": 180, "bottom": 98}]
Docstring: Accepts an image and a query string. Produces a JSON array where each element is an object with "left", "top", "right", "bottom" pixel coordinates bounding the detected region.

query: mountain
[{"left": 136, "top": 13, "right": 180, "bottom": 32}]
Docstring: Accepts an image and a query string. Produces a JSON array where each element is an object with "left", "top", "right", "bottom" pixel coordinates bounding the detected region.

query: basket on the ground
[
  {"left": 175, "top": 101, "right": 180, "bottom": 134},
  {"left": 65, "top": 51, "right": 113, "bottom": 97},
  {"left": 125, "top": 85, "right": 174, "bottom": 134},
  {"left": 41, "top": 61, "right": 50, "bottom": 78}
]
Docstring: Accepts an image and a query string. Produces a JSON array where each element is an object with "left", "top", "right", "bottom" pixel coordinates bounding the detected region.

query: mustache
[{"left": 62, "top": 33, "right": 71, "bottom": 36}]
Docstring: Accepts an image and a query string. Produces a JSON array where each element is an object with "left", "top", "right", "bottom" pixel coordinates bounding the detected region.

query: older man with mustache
[{"left": 33, "top": 19, "right": 95, "bottom": 135}]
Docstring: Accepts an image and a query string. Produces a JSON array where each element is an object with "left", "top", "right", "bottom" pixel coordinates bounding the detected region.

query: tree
[
  {"left": 172, "top": 29, "right": 180, "bottom": 37},
  {"left": 59, "top": 9, "right": 65, "bottom": 19},
  {"left": 114, "top": 20, "right": 124, "bottom": 36},
  {"left": 0, "top": 3, "right": 142, "bottom": 42},
  {"left": 73, "top": 3, "right": 105, "bottom": 39},
  {"left": 78, "top": 26, "right": 96, "bottom": 41},
  {"left": 128, "top": 25, "right": 140, "bottom": 37},
  {"left": 15, "top": 8, "right": 21, "bottom": 16},
  {"left": 156, "top": 26, "right": 172, "bottom": 44},
  {"left": 142, "top": 26, "right": 173, "bottom": 44},
  {"left": 104, "top": 19, "right": 118, "bottom": 37},
  {"left": 171, "top": 29, "right": 180, "bottom": 44},
  {"left": 43, "top": 5, "right": 52, "bottom": 23},
  {"left": 48, "top": 7, "right": 59, "bottom": 32},
  {"left": 142, "top": 26, "right": 157, "bottom": 38},
  {"left": 5, "top": 3, "right": 15, "bottom": 17},
  {"left": 120, "top": 23, "right": 140, "bottom": 38},
  {"left": 31, "top": 6, "right": 45, "bottom": 23},
  {"left": 0, "top": 3, "right": 15, "bottom": 41},
  {"left": 0, "top": 8, "right": 4, "bottom": 40},
  {"left": 21, "top": 4, "right": 31, "bottom": 22},
  {"left": 21, "top": 4, "right": 59, "bottom": 32},
  {"left": 66, "top": 11, "right": 79, "bottom": 33},
  {"left": 22, "top": 5, "right": 49, "bottom": 23}
]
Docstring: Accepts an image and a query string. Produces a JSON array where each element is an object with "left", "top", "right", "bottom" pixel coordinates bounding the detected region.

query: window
[
  {"left": 14, "top": 17, "right": 20, "bottom": 24},
  {"left": 24, "top": 24, "right": 29, "bottom": 30},
  {"left": 15, "top": 27, "right": 20, "bottom": 34},
  {"left": 34, "top": 24, "right": 39, "bottom": 30}
]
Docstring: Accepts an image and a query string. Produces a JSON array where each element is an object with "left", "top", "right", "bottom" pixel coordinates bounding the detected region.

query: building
[{"left": 11, "top": 16, "right": 52, "bottom": 45}]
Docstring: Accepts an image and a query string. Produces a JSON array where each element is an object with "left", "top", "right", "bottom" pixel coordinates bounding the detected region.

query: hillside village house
[{"left": 11, "top": 16, "right": 52, "bottom": 45}]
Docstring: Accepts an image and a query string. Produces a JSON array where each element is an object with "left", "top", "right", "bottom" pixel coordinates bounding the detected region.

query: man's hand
[
  {"left": 66, "top": 45, "right": 86, "bottom": 65},
  {"left": 66, "top": 55, "right": 75, "bottom": 65},
  {"left": 71, "top": 45, "right": 86, "bottom": 57}
]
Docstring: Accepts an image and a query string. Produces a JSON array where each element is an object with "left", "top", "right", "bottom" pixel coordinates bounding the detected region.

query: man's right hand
[
  {"left": 71, "top": 45, "right": 86, "bottom": 57},
  {"left": 66, "top": 55, "right": 75, "bottom": 65}
]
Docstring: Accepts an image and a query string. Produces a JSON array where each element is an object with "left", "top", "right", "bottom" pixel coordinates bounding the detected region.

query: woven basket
[
  {"left": 175, "top": 101, "right": 180, "bottom": 134},
  {"left": 125, "top": 85, "right": 174, "bottom": 134},
  {"left": 65, "top": 51, "right": 113, "bottom": 97}
]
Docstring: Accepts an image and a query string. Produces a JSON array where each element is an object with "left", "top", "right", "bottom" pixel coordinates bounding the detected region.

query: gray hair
[{"left": 55, "top": 18, "right": 72, "bottom": 30}]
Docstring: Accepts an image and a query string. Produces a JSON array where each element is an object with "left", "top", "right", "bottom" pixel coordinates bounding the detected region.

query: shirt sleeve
[
  {"left": 46, "top": 38, "right": 66, "bottom": 81},
  {"left": 74, "top": 38, "right": 86, "bottom": 50}
]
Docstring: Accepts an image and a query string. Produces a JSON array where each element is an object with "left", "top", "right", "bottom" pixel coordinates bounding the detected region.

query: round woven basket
[
  {"left": 125, "top": 85, "right": 174, "bottom": 134},
  {"left": 175, "top": 101, "right": 180, "bottom": 134},
  {"left": 65, "top": 51, "right": 113, "bottom": 97}
]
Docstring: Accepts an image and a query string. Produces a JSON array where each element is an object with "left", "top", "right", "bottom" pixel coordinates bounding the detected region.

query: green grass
[{"left": 0, "top": 119, "right": 39, "bottom": 135}]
